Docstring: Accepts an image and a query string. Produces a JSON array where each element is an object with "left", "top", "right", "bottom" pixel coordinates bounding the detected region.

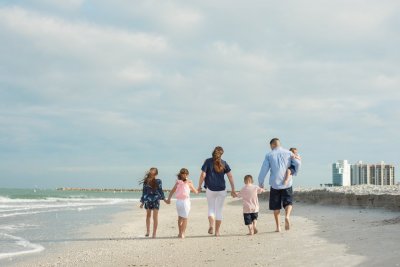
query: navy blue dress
[{"left": 140, "top": 179, "right": 165, "bottom": 210}]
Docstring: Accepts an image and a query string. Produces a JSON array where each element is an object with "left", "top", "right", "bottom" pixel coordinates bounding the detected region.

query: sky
[{"left": 0, "top": 0, "right": 399, "bottom": 189}]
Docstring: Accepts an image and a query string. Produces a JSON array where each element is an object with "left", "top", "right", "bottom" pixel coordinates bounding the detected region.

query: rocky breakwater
[{"left": 259, "top": 185, "right": 400, "bottom": 211}]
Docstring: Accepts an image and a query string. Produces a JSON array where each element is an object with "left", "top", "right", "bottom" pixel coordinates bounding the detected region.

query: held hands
[
  {"left": 164, "top": 199, "right": 171, "bottom": 204},
  {"left": 197, "top": 187, "right": 202, "bottom": 193},
  {"left": 230, "top": 190, "right": 238, "bottom": 198}
]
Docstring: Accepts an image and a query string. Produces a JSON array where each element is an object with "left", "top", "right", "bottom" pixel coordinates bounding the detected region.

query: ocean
[{"left": 0, "top": 188, "right": 202, "bottom": 263}]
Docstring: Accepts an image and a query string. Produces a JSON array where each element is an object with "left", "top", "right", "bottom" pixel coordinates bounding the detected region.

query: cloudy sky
[{"left": 1, "top": 0, "right": 399, "bottom": 189}]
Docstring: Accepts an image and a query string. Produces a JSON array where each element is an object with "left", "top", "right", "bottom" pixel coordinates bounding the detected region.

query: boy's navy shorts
[
  {"left": 243, "top": 212, "right": 258, "bottom": 225},
  {"left": 288, "top": 165, "right": 296, "bottom": 174},
  {"left": 269, "top": 187, "right": 293, "bottom": 210}
]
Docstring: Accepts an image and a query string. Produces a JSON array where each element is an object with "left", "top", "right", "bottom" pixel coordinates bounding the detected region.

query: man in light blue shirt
[{"left": 258, "top": 138, "right": 301, "bottom": 232}]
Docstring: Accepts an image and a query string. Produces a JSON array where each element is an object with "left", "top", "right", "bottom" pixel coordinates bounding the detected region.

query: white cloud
[
  {"left": 0, "top": 6, "right": 168, "bottom": 58},
  {"left": 1, "top": 1, "right": 400, "bottom": 188}
]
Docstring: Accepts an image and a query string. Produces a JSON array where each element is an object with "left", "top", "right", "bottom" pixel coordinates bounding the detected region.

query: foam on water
[
  {"left": 0, "top": 190, "right": 140, "bottom": 261},
  {"left": 0, "top": 196, "right": 137, "bottom": 218},
  {"left": 0, "top": 233, "right": 44, "bottom": 260}
]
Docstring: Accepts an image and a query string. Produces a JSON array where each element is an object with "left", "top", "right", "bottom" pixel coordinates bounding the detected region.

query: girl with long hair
[{"left": 139, "top": 167, "right": 168, "bottom": 238}]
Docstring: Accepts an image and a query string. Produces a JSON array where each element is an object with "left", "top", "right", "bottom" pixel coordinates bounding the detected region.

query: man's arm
[{"left": 258, "top": 155, "right": 270, "bottom": 188}]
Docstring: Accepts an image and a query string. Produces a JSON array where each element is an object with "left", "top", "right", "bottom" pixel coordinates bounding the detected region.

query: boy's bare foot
[
  {"left": 152, "top": 235, "right": 156, "bottom": 239},
  {"left": 285, "top": 218, "right": 291, "bottom": 230},
  {"left": 145, "top": 233, "right": 149, "bottom": 237},
  {"left": 215, "top": 232, "right": 221, "bottom": 237},
  {"left": 254, "top": 228, "right": 258, "bottom": 234},
  {"left": 208, "top": 227, "right": 214, "bottom": 235},
  {"left": 275, "top": 227, "right": 281, "bottom": 232},
  {"left": 246, "top": 232, "right": 254, "bottom": 236}
]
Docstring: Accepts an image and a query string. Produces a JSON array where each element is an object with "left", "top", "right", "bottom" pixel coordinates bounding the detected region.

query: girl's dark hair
[
  {"left": 177, "top": 168, "right": 189, "bottom": 181},
  {"left": 212, "top": 146, "right": 225, "bottom": 173},
  {"left": 139, "top": 167, "right": 158, "bottom": 189}
]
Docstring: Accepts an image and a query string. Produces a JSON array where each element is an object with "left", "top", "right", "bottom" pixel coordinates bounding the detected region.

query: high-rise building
[
  {"left": 351, "top": 161, "right": 370, "bottom": 185},
  {"left": 339, "top": 160, "right": 396, "bottom": 186},
  {"left": 332, "top": 160, "right": 351, "bottom": 186}
]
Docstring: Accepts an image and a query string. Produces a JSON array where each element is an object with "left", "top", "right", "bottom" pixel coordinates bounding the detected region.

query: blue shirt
[
  {"left": 201, "top": 158, "right": 231, "bottom": 191},
  {"left": 258, "top": 147, "right": 301, "bottom": 190}
]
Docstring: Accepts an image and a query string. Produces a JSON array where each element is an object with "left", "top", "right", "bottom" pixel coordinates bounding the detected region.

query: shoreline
[{"left": 5, "top": 198, "right": 400, "bottom": 267}]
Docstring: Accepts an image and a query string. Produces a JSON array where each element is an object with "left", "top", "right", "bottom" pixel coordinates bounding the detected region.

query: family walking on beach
[{"left": 139, "top": 138, "right": 301, "bottom": 238}]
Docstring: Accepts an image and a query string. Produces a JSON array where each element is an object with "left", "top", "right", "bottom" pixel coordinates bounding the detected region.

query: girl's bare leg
[
  {"left": 152, "top": 209, "right": 159, "bottom": 238},
  {"left": 181, "top": 218, "right": 188, "bottom": 238},
  {"left": 145, "top": 209, "right": 151, "bottom": 236},
  {"left": 178, "top": 217, "right": 183, "bottom": 238}
]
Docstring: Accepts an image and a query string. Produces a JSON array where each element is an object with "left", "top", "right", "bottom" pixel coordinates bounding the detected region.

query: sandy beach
[{"left": 5, "top": 196, "right": 400, "bottom": 267}]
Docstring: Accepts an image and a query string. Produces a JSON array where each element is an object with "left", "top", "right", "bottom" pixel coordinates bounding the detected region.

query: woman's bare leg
[
  {"left": 215, "top": 220, "right": 222, "bottom": 236},
  {"left": 208, "top": 216, "right": 214, "bottom": 234},
  {"left": 152, "top": 209, "right": 159, "bottom": 238}
]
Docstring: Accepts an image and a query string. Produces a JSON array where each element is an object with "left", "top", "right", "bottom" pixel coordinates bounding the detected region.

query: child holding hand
[
  {"left": 237, "top": 175, "right": 265, "bottom": 235},
  {"left": 166, "top": 168, "right": 198, "bottom": 238}
]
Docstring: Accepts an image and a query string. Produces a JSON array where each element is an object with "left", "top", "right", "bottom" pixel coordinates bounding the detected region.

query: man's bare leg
[
  {"left": 274, "top": 210, "right": 281, "bottom": 232},
  {"left": 285, "top": 205, "right": 293, "bottom": 230}
]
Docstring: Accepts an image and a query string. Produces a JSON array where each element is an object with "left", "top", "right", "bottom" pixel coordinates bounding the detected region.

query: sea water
[
  {"left": 0, "top": 188, "right": 142, "bottom": 263},
  {"left": 0, "top": 188, "right": 205, "bottom": 264}
]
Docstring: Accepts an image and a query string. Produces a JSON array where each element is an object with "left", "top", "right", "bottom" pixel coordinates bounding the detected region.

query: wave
[
  {"left": 0, "top": 196, "right": 138, "bottom": 203},
  {"left": 0, "top": 197, "right": 139, "bottom": 218},
  {"left": 0, "top": 233, "right": 44, "bottom": 260}
]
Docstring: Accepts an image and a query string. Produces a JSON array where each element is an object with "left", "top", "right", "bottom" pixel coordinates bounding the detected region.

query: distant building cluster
[{"left": 332, "top": 160, "right": 395, "bottom": 186}]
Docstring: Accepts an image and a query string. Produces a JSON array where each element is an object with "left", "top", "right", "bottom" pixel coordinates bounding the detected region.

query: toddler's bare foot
[
  {"left": 145, "top": 233, "right": 149, "bottom": 237},
  {"left": 254, "top": 228, "right": 258, "bottom": 234},
  {"left": 275, "top": 227, "right": 281, "bottom": 232},
  {"left": 215, "top": 232, "right": 221, "bottom": 237}
]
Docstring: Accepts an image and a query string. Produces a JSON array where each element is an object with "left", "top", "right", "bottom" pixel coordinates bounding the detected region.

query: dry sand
[{"left": 6, "top": 198, "right": 400, "bottom": 267}]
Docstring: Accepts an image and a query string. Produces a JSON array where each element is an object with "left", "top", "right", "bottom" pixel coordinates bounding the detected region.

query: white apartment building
[
  {"left": 332, "top": 160, "right": 351, "bottom": 186},
  {"left": 334, "top": 160, "right": 396, "bottom": 186}
]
